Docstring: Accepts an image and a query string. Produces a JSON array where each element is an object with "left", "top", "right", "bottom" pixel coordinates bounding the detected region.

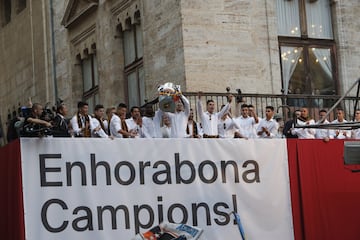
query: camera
[
  {"left": 236, "top": 89, "right": 243, "bottom": 103},
  {"left": 41, "top": 102, "right": 55, "bottom": 122},
  {"left": 21, "top": 124, "right": 53, "bottom": 137}
]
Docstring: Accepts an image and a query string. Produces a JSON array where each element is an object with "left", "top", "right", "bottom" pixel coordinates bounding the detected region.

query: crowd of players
[{"left": 6, "top": 92, "right": 360, "bottom": 142}]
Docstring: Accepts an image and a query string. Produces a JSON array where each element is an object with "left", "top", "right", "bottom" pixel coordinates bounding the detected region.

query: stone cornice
[
  {"left": 61, "top": 0, "right": 99, "bottom": 29},
  {"left": 70, "top": 24, "right": 97, "bottom": 59},
  {"left": 110, "top": 0, "right": 133, "bottom": 16},
  {"left": 111, "top": 0, "right": 141, "bottom": 30},
  {"left": 70, "top": 23, "right": 96, "bottom": 46}
]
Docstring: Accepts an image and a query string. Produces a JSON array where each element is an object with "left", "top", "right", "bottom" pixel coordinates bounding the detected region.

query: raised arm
[
  {"left": 196, "top": 92, "right": 204, "bottom": 121},
  {"left": 27, "top": 117, "right": 52, "bottom": 128},
  {"left": 218, "top": 94, "right": 233, "bottom": 119},
  {"left": 181, "top": 94, "right": 190, "bottom": 117}
]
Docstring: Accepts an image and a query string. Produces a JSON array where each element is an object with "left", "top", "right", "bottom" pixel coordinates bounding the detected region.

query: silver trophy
[{"left": 158, "top": 82, "right": 181, "bottom": 113}]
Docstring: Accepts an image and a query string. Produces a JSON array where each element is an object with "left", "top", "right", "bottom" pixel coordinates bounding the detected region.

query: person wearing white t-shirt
[
  {"left": 315, "top": 109, "right": 331, "bottom": 141},
  {"left": 161, "top": 114, "right": 172, "bottom": 138},
  {"left": 234, "top": 103, "right": 259, "bottom": 138},
  {"left": 351, "top": 109, "right": 360, "bottom": 139},
  {"left": 142, "top": 104, "right": 163, "bottom": 138},
  {"left": 217, "top": 106, "right": 245, "bottom": 138},
  {"left": 291, "top": 107, "right": 316, "bottom": 139},
  {"left": 70, "top": 101, "right": 92, "bottom": 137},
  {"left": 330, "top": 108, "right": 350, "bottom": 139},
  {"left": 196, "top": 92, "right": 233, "bottom": 138},
  {"left": 126, "top": 106, "right": 148, "bottom": 138},
  {"left": 90, "top": 104, "right": 109, "bottom": 138},
  {"left": 162, "top": 94, "right": 190, "bottom": 138},
  {"left": 257, "top": 106, "right": 279, "bottom": 138},
  {"left": 110, "top": 103, "right": 136, "bottom": 138},
  {"left": 187, "top": 108, "right": 202, "bottom": 138}
]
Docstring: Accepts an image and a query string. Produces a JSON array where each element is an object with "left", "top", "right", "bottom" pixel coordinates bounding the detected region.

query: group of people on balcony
[
  {"left": 7, "top": 92, "right": 360, "bottom": 141},
  {"left": 283, "top": 107, "right": 360, "bottom": 140}
]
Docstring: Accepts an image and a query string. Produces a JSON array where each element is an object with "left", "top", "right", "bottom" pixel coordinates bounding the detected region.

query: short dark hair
[
  {"left": 130, "top": 106, "right": 140, "bottom": 113},
  {"left": 56, "top": 103, "right": 66, "bottom": 113},
  {"left": 32, "top": 103, "right": 42, "bottom": 111},
  {"left": 77, "top": 101, "right": 88, "bottom": 109},
  {"left": 206, "top": 99, "right": 214, "bottom": 105},
  {"left": 241, "top": 104, "right": 248, "bottom": 109},
  {"left": 118, "top": 103, "right": 127, "bottom": 109},
  {"left": 265, "top": 106, "right": 274, "bottom": 111},
  {"left": 94, "top": 104, "right": 104, "bottom": 111},
  {"left": 319, "top": 109, "right": 327, "bottom": 114}
]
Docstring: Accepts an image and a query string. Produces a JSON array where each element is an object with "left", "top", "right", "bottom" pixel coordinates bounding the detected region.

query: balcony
[{"left": 182, "top": 92, "right": 360, "bottom": 122}]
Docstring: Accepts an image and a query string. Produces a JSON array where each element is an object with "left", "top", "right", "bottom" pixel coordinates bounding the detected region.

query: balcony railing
[{"left": 182, "top": 92, "right": 360, "bottom": 122}]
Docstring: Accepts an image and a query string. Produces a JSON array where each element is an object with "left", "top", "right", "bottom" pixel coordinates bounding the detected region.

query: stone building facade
[{"left": 0, "top": 0, "right": 359, "bottom": 143}]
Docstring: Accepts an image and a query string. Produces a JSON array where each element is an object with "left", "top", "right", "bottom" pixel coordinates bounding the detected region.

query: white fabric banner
[{"left": 20, "top": 138, "right": 294, "bottom": 240}]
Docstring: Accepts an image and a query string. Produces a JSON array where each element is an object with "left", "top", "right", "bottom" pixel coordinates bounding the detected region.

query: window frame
[
  {"left": 278, "top": 0, "right": 338, "bottom": 95},
  {"left": 16, "top": 0, "right": 26, "bottom": 14},
  {"left": 279, "top": 36, "right": 338, "bottom": 94},
  {"left": 81, "top": 53, "right": 99, "bottom": 109},
  {"left": 297, "top": 0, "right": 335, "bottom": 39},
  {"left": 122, "top": 15, "right": 144, "bottom": 107},
  {"left": 1, "top": 0, "right": 12, "bottom": 26}
]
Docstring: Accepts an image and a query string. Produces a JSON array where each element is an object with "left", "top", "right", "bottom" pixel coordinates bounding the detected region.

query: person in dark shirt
[
  {"left": 22, "top": 103, "right": 52, "bottom": 137},
  {"left": 283, "top": 109, "right": 301, "bottom": 138},
  {"left": 52, "top": 103, "right": 71, "bottom": 137}
]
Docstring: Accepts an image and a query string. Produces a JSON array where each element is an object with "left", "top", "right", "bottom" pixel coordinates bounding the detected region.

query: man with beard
[
  {"left": 291, "top": 107, "right": 316, "bottom": 139},
  {"left": 283, "top": 109, "right": 301, "bottom": 138},
  {"left": 330, "top": 108, "right": 350, "bottom": 139},
  {"left": 23, "top": 103, "right": 52, "bottom": 137}
]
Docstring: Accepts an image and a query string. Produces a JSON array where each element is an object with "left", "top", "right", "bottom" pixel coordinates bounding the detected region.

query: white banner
[{"left": 20, "top": 138, "right": 294, "bottom": 240}]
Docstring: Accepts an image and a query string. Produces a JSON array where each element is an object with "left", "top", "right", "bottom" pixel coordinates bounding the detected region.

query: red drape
[
  {"left": 289, "top": 139, "right": 360, "bottom": 240},
  {"left": 287, "top": 139, "right": 304, "bottom": 240},
  {"left": 0, "top": 139, "right": 25, "bottom": 240}
]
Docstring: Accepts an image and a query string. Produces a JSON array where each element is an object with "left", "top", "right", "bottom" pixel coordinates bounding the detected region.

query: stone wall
[
  {"left": 141, "top": 0, "right": 185, "bottom": 99},
  {"left": 54, "top": 0, "right": 127, "bottom": 110},
  {"left": 333, "top": 0, "right": 360, "bottom": 94},
  {"left": 180, "top": 0, "right": 281, "bottom": 94},
  {"left": 0, "top": 1, "right": 52, "bottom": 143}
]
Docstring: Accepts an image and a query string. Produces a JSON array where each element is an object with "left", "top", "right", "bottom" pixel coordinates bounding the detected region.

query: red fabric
[
  {"left": 287, "top": 139, "right": 304, "bottom": 240},
  {"left": 0, "top": 139, "right": 25, "bottom": 240},
  {"left": 290, "top": 139, "right": 360, "bottom": 240}
]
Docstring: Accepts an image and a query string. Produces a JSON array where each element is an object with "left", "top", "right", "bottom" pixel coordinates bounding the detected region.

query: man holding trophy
[{"left": 158, "top": 83, "right": 190, "bottom": 138}]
